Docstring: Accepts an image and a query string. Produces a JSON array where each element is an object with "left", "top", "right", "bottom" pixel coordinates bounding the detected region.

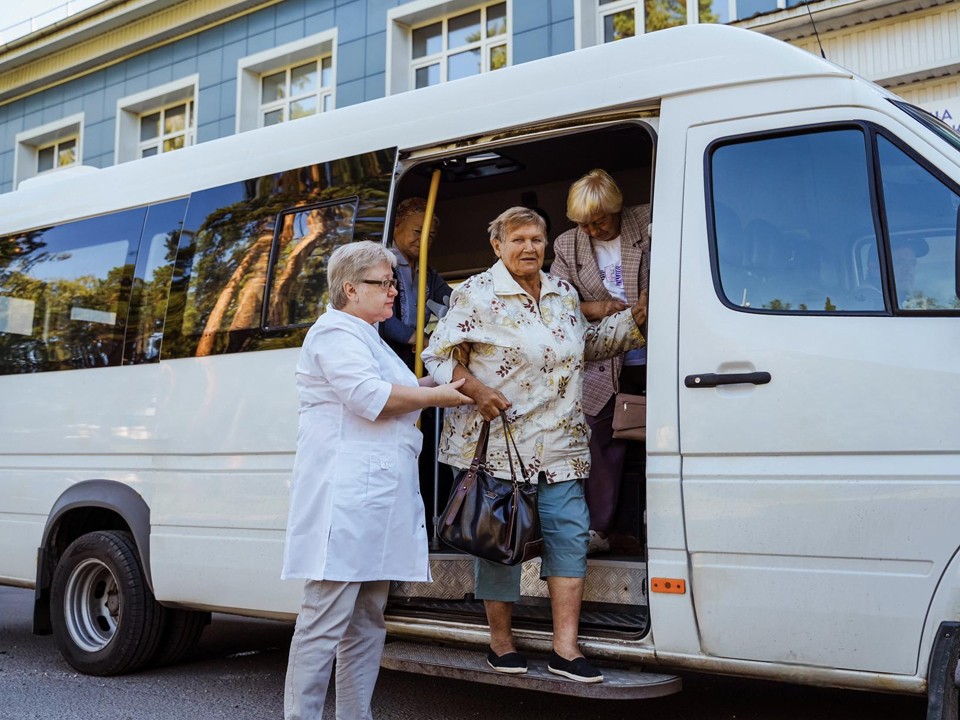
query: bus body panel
[{"left": 674, "top": 99, "right": 960, "bottom": 676}]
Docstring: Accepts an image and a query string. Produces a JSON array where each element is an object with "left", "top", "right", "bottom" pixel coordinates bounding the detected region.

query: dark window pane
[
  {"left": 448, "top": 49, "right": 481, "bottom": 81},
  {"left": 0, "top": 210, "right": 144, "bottom": 374},
  {"left": 266, "top": 200, "right": 358, "bottom": 328},
  {"left": 164, "top": 149, "right": 395, "bottom": 358},
  {"left": 37, "top": 146, "right": 55, "bottom": 173},
  {"left": 58, "top": 139, "right": 77, "bottom": 167},
  {"left": 734, "top": 0, "right": 778, "bottom": 19},
  {"left": 487, "top": 3, "right": 507, "bottom": 37},
  {"left": 712, "top": 129, "right": 882, "bottom": 313},
  {"left": 877, "top": 136, "right": 960, "bottom": 310},
  {"left": 261, "top": 70, "right": 286, "bottom": 104},
  {"left": 604, "top": 9, "right": 636, "bottom": 42},
  {"left": 164, "top": 104, "right": 187, "bottom": 134},
  {"left": 125, "top": 199, "right": 187, "bottom": 364},
  {"left": 449, "top": 10, "right": 481, "bottom": 48},
  {"left": 705, "top": 0, "right": 726, "bottom": 23},
  {"left": 413, "top": 22, "right": 442, "bottom": 58},
  {"left": 646, "top": 0, "right": 686, "bottom": 32},
  {"left": 415, "top": 63, "right": 440, "bottom": 88},
  {"left": 140, "top": 112, "right": 161, "bottom": 142}
]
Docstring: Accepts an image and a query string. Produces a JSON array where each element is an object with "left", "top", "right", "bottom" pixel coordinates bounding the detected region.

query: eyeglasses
[{"left": 360, "top": 278, "right": 398, "bottom": 291}]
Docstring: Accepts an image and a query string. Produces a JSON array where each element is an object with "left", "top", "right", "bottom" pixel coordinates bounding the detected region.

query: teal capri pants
[{"left": 474, "top": 478, "right": 590, "bottom": 603}]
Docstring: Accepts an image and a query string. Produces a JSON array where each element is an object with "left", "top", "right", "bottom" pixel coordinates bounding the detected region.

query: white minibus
[{"left": 1, "top": 23, "right": 958, "bottom": 713}]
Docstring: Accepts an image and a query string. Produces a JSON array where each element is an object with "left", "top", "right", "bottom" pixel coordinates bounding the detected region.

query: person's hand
[
  {"left": 431, "top": 378, "right": 474, "bottom": 409},
  {"left": 470, "top": 383, "right": 511, "bottom": 422},
  {"left": 630, "top": 289, "right": 649, "bottom": 328},
  {"left": 581, "top": 299, "right": 628, "bottom": 322}
]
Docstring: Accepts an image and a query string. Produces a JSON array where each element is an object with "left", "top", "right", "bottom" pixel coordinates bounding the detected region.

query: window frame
[
  {"left": 137, "top": 98, "right": 196, "bottom": 159},
  {"left": 236, "top": 30, "right": 338, "bottom": 134},
  {"left": 14, "top": 113, "right": 84, "bottom": 189},
  {"left": 386, "top": 0, "right": 512, "bottom": 96},
  {"left": 257, "top": 56, "right": 334, "bottom": 128},
  {"left": 596, "top": 0, "right": 641, "bottom": 45},
  {"left": 115, "top": 76, "right": 199, "bottom": 164},
  {"left": 870, "top": 128, "right": 960, "bottom": 316},
  {"left": 262, "top": 196, "right": 360, "bottom": 331},
  {"left": 705, "top": 120, "right": 960, "bottom": 318}
]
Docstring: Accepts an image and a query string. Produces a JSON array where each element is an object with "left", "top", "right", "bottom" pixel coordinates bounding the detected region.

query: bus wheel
[
  {"left": 150, "top": 608, "right": 209, "bottom": 667},
  {"left": 50, "top": 530, "right": 163, "bottom": 676},
  {"left": 927, "top": 621, "right": 960, "bottom": 720}
]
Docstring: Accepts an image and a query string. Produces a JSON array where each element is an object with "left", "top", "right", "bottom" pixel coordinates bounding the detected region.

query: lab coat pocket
[{"left": 335, "top": 451, "right": 397, "bottom": 509}]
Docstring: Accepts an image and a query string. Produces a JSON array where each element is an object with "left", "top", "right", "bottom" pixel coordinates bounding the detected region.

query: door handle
[{"left": 684, "top": 372, "right": 771, "bottom": 388}]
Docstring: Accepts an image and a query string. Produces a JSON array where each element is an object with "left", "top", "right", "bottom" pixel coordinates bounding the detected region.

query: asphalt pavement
[{"left": 0, "top": 585, "right": 928, "bottom": 720}]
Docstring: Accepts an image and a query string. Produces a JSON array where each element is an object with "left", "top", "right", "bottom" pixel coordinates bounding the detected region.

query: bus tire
[
  {"left": 50, "top": 530, "right": 164, "bottom": 676},
  {"left": 150, "top": 608, "right": 209, "bottom": 667}
]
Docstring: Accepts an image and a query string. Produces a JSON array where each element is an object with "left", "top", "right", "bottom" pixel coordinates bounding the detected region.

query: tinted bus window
[
  {"left": 124, "top": 199, "right": 188, "bottom": 364},
  {"left": 164, "top": 148, "right": 395, "bottom": 358},
  {"left": 876, "top": 136, "right": 960, "bottom": 311},
  {"left": 0, "top": 210, "right": 144, "bottom": 374},
  {"left": 711, "top": 128, "right": 883, "bottom": 313},
  {"left": 265, "top": 199, "right": 358, "bottom": 329}
]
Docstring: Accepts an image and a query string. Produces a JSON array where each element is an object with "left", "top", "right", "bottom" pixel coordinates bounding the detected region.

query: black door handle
[{"left": 684, "top": 372, "right": 771, "bottom": 388}]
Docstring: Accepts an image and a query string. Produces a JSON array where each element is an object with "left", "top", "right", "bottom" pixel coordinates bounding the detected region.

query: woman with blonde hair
[{"left": 550, "top": 169, "right": 651, "bottom": 554}]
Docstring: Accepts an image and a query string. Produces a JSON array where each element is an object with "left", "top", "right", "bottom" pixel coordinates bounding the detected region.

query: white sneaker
[{"left": 587, "top": 530, "right": 610, "bottom": 554}]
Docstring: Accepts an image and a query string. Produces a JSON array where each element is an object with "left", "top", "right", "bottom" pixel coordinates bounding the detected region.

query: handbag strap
[
  {"left": 499, "top": 411, "right": 532, "bottom": 486},
  {"left": 442, "top": 419, "right": 491, "bottom": 527}
]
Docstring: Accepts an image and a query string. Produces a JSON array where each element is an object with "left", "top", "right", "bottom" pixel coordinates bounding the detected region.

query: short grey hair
[
  {"left": 487, "top": 206, "right": 547, "bottom": 245},
  {"left": 328, "top": 240, "right": 396, "bottom": 310}
]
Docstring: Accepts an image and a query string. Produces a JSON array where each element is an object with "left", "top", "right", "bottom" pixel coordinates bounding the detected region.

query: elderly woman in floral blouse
[{"left": 422, "top": 206, "right": 647, "bottom": 684}]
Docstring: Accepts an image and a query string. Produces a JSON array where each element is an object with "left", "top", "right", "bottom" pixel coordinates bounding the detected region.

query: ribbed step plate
[
  {"left": 381, "top": 641, "right": 680, "bottom": 699},
  {"left": 391, "top": 554, "right": 647, "bottom": 606}
]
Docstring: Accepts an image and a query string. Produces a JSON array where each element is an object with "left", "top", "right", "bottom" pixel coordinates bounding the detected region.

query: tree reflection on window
[{"left": 266, "top": 199, "right": 358, "bottom": 328}]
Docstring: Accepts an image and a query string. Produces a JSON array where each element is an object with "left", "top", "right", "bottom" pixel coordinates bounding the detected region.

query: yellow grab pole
[{"left": 413, "top": 168, "right": 441, "bottom": 378}]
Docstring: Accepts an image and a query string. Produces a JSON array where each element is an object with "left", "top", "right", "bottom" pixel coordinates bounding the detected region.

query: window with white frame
[
  {"left": 598, "top": 0, "right": 639, "bottom": 43},
  {"left": 14, "top": 113, "right": 83, "bottom": 188},
  {"left": 578, "top": 0, "right": 722, "bottom": 49},
  {"left": 37, "top": 136, "right": 78, "bottom": 172},
  {"left": 116, "top": 76, "right": 198, "bottom": 164},
  {"left": 259, "top": 56, "right": 333, "bottom": 127},
  {"left": 237, "top": 31, "right": 338, "bottom": 133},
  {"left": 138, "top": 99, "right": 195, "bottom": 157},
  {"left": 410, "top": 2, "right": 509, "bottom": 89},
  {"left": 387, "top": 0, "right": 510, "bottom": 95}
]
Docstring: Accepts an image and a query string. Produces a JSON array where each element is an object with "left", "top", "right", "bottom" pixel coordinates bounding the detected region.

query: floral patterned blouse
[{"left": 422, "top": 259, "right": 644, "bottom": 484}]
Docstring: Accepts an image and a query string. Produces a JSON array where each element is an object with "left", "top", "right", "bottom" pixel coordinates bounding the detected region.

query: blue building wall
[{"left": 0, "top": 0, "right": 575, "bottom": 193}]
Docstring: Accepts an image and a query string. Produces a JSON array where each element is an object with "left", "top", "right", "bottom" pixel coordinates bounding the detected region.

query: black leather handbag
[{"left": 437, "top": 412, "right": 543, "bottom": 566}]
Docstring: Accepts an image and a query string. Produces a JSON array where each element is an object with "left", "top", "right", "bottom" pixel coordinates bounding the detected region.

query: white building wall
[{"left": 790, "top": 3, "right": 960, "bottom": 87}]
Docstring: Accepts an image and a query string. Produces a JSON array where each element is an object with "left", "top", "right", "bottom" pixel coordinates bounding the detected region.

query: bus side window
[
  {"left": 876, "top": 135, "right": 960, "bottom": 311},
  {"left": 124, "top": 198, "right": 188, "bottom": 364},
  {"left": 264, "top": 199, "right": 358, "bottom": 329},
  {"left": 163, "top": 149, "right": 395, "bottom": 359},
  {"left": 711, "top": 128, "right": 883, "bottom": 313},
  {"left": 0, "top": 210, "right": 144, "bottom": 375}
]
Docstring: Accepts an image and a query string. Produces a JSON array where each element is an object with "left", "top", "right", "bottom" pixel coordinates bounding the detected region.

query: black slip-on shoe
[
  {"left": 547, "top": 651, "right": 604, "bottom": 683},
  {"left": 486, "top": 647, "right": 528, "bottom": 674}
]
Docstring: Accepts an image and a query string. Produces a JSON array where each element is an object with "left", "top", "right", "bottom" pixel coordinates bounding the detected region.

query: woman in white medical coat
[{"left": 281, "top": 241, "right": 471, "bottom": 720}]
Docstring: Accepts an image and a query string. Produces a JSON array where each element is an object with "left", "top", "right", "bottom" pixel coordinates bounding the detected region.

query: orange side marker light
[{"left": 650, "top": 577, "right": 686, "bottom": 594}]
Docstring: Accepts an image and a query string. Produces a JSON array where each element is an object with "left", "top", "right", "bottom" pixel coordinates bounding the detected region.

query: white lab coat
[{"left": 281, "top": 307, "right": 431, "bottom": 583}]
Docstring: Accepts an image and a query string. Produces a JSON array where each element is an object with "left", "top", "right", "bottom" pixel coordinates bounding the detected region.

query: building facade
[{"left": 0, "top": 0, "right": 956, "bottom": 194}]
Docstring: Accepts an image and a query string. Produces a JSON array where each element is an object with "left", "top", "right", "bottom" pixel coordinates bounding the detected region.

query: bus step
[{"left": 380, "top": 641, "right": 681, "bottom": 700}]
